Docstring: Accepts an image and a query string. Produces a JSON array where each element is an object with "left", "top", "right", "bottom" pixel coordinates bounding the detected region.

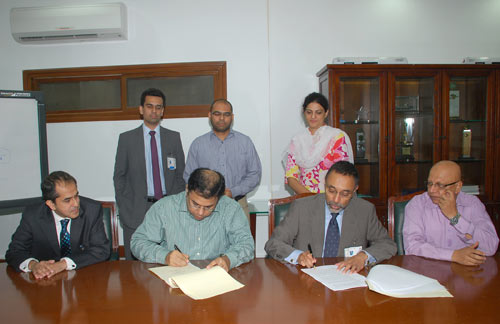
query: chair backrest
[
  {"left": 100, "top": 201, "right": 120, "bottom": 260},
  {"left": 268, "top": 193, "right": 315, "bottom": 237},
  {"left": 388, "top": 191, "right": 424, "bottom": 255}
]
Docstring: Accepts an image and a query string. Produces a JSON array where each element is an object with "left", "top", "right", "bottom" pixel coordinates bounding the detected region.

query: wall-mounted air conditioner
[{"left": 10, "top": 3, "right": 127, "bottom": 44}]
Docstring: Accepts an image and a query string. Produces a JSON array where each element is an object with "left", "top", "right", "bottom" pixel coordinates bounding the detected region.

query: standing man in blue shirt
[
  {"left": 114, "top": 88, "right": 185, "bottom": 260},
  {"left": 183, "top": 99, "right": 262, "bottom": 221}
]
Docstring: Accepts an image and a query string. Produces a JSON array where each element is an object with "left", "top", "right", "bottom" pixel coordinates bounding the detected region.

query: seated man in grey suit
[
  {"left": 6, "top": 171, "right": 110, "bottom": 279},
  {"left": 265, "top": 161, "right": 396, "bottom": 273}
]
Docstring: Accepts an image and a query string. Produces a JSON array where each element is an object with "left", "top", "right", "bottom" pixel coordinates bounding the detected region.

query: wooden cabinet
[
  {"left": 317, "top": 64, "right": 499, "bottom": 226},
  {"left": 484, "top": 201, "right": 500, "bottom": 238}
]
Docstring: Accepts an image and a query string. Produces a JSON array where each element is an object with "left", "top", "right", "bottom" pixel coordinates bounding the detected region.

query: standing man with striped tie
[
  {"left": 114, "top": 88, "right": 185, "bottom": 260},
  {"left": 265, "top": 161, "right": 396, "bottom": 273},
  {"left": 6, "top": 171, "right": 110, "bottom": 278}
]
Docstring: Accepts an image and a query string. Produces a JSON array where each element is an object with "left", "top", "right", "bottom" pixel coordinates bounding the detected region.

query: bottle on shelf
[{"left": 461, "top": 125, "right": 472, "bottom": 159}]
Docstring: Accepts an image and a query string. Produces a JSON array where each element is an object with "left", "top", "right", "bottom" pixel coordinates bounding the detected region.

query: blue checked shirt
[{"left": 183, "top": 130, "right": 262, "bottom": 197}]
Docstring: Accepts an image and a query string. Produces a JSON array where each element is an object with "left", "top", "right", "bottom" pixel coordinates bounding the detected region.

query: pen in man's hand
[
  {"left": 308, "top": 243, "right": 316, "bottom": 268},
  {"left": 174, "top": 244, "right": 189, "bottom": 264}
]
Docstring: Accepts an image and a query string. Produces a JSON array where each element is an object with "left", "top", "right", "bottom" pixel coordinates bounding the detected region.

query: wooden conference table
[{"left": 1, "top": 255, "right": 499, "bottom": 324}]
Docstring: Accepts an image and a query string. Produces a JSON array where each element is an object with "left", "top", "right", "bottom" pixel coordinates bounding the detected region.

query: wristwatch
[{"left": 449, "top": 213, "right": 461, "bottom": 226}]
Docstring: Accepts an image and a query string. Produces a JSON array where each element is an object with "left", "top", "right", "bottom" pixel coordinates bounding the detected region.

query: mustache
[{"left": 327, "top": 201, "right": 345, "bottom": 210}]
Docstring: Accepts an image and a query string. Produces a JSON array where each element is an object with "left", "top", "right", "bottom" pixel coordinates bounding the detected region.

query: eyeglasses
[
  {"left": 211, "top": 111, "right": 232, "bottom": 118},
  {"left": 327, "top": 187, "right": 354, "bottom": 198},
  {"left": 187, "top": 197, "right": 216, "bottom": 213},
  {"left": 425, "top": 180, "right": 460, "bottom": 190},
  {"left": 144, "top": 103, "right": 164, "bottom": 110}
]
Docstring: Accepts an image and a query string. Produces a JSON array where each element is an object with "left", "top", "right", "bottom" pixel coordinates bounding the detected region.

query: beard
[
  {"left": 327, "top": 201, "right": 345, "bottom": 213},
  {"left": 211, "top": 121, "right": 231, "bottom": 133}
]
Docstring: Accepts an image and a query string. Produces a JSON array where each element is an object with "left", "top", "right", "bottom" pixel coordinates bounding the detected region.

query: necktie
[
  {"left": 60, "top": 219, "right": 71, "bottom": 257},
  {"left": 150, "top": 130, "right": 163, "bottom": 200},
  {"left": 323, "top": 213, "right": 340, "bottom": 257}
]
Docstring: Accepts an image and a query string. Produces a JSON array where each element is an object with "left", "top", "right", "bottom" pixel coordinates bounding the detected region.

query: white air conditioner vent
[{"left": 10, "top": 3, "right": 127, "bottom": 44}]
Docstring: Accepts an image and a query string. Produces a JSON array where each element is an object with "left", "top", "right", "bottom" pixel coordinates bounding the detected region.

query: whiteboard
[{"left": 0, "top": 91, "right": 48, "bottom": 209}]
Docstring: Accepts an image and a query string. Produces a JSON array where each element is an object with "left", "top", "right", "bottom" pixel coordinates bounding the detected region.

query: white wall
[{"left": 1, "top": 0, "right": 500, "bottom": 257}]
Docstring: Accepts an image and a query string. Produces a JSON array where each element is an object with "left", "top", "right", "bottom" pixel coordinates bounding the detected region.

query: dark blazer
[
  {"left": 113, "top": 125, "right": 185, "bottom": 229},
  {"left": 264, "top": 193, "right": 396, "bottom": 262},
  {"left": 6, "top": 196, "right": 110, "bottom": 271}
]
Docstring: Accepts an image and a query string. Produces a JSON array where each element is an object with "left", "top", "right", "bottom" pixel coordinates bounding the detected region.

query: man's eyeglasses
[
  {"left": 425, "top": 180, "right": 460, "bottom": 190},
  {"left": 188, "top": 198, "right": 216, "bottom": 213},
  {"left": 211, "top": 111, "right": 232, "bottom": 118},
  {"left": 327, "top": 187, "right": 354, "bottom": 198}
]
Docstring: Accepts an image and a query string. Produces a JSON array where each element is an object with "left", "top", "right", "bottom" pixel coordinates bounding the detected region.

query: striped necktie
[{"left": 323, "top": 213, "right": 340, "bottom": 257}]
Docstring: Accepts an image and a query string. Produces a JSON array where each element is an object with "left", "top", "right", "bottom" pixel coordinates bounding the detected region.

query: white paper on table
[
  {"left": 149, "top": 263, "right": 201, "bottom": 288},
  {"left": 170, "top": 266, "right": 244, "bottom": 300},
  {"left": 301, "top": 265, "right": 367, "bottom": 291},
  {"left": 366, "top": 265, "right": 452, "bottom": 298}
]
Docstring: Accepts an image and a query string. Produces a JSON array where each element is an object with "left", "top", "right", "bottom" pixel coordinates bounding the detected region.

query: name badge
[
  {"left": 167, "top": 157, "right": 176, "bottom": 170},
  {"left": 344, "top": 246, "right": 362, "bottom": 258}
]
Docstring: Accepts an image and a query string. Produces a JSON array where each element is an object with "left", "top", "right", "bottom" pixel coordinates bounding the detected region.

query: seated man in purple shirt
[{"left": 403, "top": 160, "right": 499, "bottom": 266}]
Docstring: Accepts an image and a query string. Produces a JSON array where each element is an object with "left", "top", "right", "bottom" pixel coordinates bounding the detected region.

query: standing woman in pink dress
[{"left": 285, "top": 92, "right": 354, "bottom": 194}]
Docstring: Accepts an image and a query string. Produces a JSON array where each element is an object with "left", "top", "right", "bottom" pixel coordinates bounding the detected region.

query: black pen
[
  {"left": 174, "top": 244, "right": 189, "bottom": 264},
  {"left": 308, "top": 243, "right": 316, "bottom": 268}
]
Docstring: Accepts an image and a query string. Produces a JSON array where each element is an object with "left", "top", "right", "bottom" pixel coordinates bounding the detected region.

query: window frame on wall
[{"left": 23, "top": 61, "right": 227, "bottom": 123}]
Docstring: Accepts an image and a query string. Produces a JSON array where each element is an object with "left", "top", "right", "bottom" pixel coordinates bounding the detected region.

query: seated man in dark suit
[
  {"left": 6, "top": 171, "right": 110, "bottom": 279},
  {"left": 265, "top": 161, "right": 396, "bottom": 273}
]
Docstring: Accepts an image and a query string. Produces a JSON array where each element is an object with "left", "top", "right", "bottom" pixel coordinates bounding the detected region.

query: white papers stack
[
  {"left": 366, "top": 265, "right": 452, "bottom": 298},
  {"left": 149, "top": 264, "right": 244, "bottom": 300},
  {"left": 461, "top": 185, "right": 479, "bottom": 195},
  {"left": 301, "top": 265, "right": 367, "bottom": 291}
]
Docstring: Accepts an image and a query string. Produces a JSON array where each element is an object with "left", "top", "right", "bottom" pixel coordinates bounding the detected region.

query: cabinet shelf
[
  {"left": 354, "top": 160, "right": 379, "bottom": 165},
  {"left": 449, "top": 119, "right": 486, "bottom": 123},
  {"left": 395, "top": 159, "right": 433, "bottom": 165},
  {"left": 395, "top": 110, "right": 433, "bottom": 118},
  {"left": 340, "top": 120, "right": 379, "bottom": 125},
  {"left": 453, "top": 158, "right": 484, "bottom": 163}
]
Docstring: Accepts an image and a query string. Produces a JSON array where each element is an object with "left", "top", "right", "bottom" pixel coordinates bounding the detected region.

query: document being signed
[
  {"left": 301, "top": 265, "right": 367, "bottom": 291},
  {"left": 149, "top": 263, "right": 244, "bottom": 300}
]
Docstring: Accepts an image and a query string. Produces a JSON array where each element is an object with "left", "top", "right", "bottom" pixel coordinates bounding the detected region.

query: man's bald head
[{"left": 430, "top": 160, "right": 461, "bottom": 181}]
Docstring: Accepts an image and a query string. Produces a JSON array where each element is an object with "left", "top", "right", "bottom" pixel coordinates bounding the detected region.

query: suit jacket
[
  {"left": 113, "top": 125, "right": 185, "bottom": 229},
  {"left": 264, "top": 194, "right": 396, "bottom": 262},
  {"left": 6, "top": 196, "right": 110, "bottom": 271}
]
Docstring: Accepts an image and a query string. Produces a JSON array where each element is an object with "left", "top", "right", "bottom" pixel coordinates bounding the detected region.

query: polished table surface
[{"left": 1, "top": 255, "right": 499, "bottom": 324}]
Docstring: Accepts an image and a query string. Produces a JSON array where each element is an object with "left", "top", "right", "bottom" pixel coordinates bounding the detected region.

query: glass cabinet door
[
  {"left": 446, "top": 76, "right": 488, "bottom": 196},
  {"left": 391, "top": 76, "right": 436, "bottom": 195},
  {"left": 337, "top": 77, "right": 381, "bottom": 199}
]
